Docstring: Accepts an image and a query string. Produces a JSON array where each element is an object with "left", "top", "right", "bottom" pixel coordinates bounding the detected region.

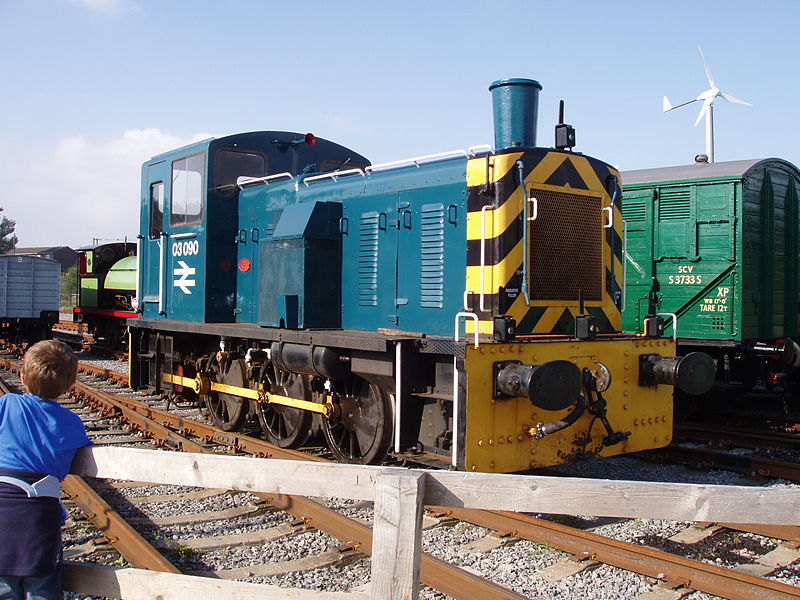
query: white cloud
[
  {"left": 0, "top": 129, "right": 211, "bottom": 249},
  {"left": 67, "top": 0, "right": 142, "bottom": 15}
]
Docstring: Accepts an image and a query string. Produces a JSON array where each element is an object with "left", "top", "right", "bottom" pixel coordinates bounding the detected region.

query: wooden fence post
[{"left": 370, "top": 470, "right": 427, "bottom": 600}]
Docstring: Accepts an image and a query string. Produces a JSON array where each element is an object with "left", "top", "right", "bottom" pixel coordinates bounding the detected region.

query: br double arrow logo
[{"left": 173, "top": 260, "right": 196, "bottom": 294}]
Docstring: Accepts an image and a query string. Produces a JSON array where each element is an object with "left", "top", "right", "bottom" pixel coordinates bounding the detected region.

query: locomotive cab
[
  {"left": 73, "top": 241, "right": 137, "bottom": 347},
  {"left": 137, "top": 132, "right": 369, "bottom": 325}
]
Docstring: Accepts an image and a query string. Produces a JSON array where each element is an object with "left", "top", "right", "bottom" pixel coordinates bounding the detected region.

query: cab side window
[
  {"left": 149, "top": 181, "right": 164, "bottom": 239},
  {"left": 171, "top": 153, "right": 204, "bottom": 227}
]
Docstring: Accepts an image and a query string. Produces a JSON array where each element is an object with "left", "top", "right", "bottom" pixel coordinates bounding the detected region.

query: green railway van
[{"left": 621, "top": 158, "right": 800, "bottom": 386}]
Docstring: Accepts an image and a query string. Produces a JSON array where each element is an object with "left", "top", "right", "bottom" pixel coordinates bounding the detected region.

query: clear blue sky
[{"left": 1, "top": 0, "right": 797, "bottom": 248}]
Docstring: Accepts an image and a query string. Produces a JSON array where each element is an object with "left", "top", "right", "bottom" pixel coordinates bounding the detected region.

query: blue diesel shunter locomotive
[{"left": 128, "top": 79, "right": 713, "bottom": 472}]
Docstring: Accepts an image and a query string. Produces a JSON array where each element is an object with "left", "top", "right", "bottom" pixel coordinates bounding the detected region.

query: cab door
[
  {"left": 235, "top": 189, "right": 263, "bottom": 324},
  {"left": 140, "top": 161, "right": 168, "bottom": 319},
  {"left": 162, "top": 152, "right": 206, "bottom": 322}
]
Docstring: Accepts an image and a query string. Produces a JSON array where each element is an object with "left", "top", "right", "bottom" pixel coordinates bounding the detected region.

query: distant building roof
[
  {"left": 9, "top": 246, "right": 73, "bottom": 255},
  {"left": 5, "top": 246, "right": 78, "bottom": 269}
]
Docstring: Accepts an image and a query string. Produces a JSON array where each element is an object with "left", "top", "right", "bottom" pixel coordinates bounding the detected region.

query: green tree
[
  {"left": 60, "top": 266, "right": 77, "bottom": 311},
  {"left": 0, "top": 207, "right": 17, "bottom": 253}
]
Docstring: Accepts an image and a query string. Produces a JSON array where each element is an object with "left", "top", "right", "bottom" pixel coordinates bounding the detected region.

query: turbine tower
[{"left": 663, "top": 46, "right": 752, "bottom": 163}]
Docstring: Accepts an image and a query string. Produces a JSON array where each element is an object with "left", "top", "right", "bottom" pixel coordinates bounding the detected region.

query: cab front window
[
  {"left": 171, "top": 153, "right": 204, "bottom": 227},
  {"left": 215, "top": 149, "right": 267, "bottom": 190}
]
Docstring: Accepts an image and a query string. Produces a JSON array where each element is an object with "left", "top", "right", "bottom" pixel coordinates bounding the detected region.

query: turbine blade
[
  {"left": 720, "top": 92, "right": 753, "bottom": 106},
  {"left": 698, "top": 45, "right": 716, "bottom": 88},
  {"left": 664, "top": 97, "right": 700, "bottom": 112},
  {"left": 694, "top": 97, "right": 712, "bottom": 126}
]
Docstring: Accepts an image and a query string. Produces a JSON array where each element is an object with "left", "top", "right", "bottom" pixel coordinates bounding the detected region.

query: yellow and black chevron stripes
[
  {"left": 465, "top": 149, "right": 624, "bottom": 336},
  {"left": 466, "top": 151, "right": 523, "bottom": 188}
]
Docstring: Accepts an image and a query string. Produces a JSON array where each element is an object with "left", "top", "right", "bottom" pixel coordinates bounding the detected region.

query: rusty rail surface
[
  {"left": 648, "top": 445, "right": 800, "bottom": 482},
  {"left": 676, "top": 422, "right": 800, "bottom": 452},
  {"left": 63, "top": 475, "right": 180, "bottom": 573},
  {"left": 436, "top": 508, "right": 800, "bottom": 600}
]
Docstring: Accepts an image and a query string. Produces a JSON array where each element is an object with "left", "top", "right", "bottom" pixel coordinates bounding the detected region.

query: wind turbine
[{"left": 663, "top": 46, "right": 752, "bottom": 163}]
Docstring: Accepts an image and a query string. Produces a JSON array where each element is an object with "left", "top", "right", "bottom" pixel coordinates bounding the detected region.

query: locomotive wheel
[
  {"left": 322, "top": 377, "right": 393, "bottom": 465},
  {"left": 257, "top": 365, "right": 313, "bottom": 448},
  {"left": 203, "top": 357, "right": 248, "bottom": 431}
]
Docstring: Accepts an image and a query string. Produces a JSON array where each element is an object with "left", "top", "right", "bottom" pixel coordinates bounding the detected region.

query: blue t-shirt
[
  {"left": 0, "top": 394, "right": 90, "bottom": 576},
  {"left": 0, "top": 393, "right": 91, "bottom": 480}
]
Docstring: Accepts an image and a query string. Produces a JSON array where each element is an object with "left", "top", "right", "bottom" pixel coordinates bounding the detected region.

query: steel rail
[
  {"left": 62, "top": 474, "right": 181, "bottom": 573},
  {"left": 648, "top": 445, "right": 800, "bottom": 481},
  {"left": 73, "top": 382, "right": 209, "bottom": 454},
  {"left": 676, "top": 422, "right": 800, "bottom": 452},
  {"left": 0, "top": 371, "right": 13, "bottom": 395},
  {"left": 77, "top": 362, "right": 131, "bottom": 386},
  {"left": 436, "top": 508, "right": 800, "bottom": 600}
]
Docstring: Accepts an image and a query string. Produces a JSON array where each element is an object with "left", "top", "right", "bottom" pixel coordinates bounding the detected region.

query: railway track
[{"left": 1, "top": 355, "right": 800, "bottom": 599}]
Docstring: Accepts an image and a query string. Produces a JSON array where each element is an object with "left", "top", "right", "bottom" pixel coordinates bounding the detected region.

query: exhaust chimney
[{"left": 489, "top": 78, "right": 542, "bottom": 150}]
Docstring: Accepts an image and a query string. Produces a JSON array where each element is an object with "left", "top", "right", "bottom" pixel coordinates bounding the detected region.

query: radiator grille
[
  {"left": 419, "top": 203, "right": 444, "bottom": 308},
  {"left": 358, "top": 212, "right": 379, "bottom": 307},
  {"left": 529, "top": 188, "right": 603, "bottom": 301}
]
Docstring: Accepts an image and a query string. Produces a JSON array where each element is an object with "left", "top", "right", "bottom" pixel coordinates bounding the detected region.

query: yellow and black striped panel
[{"left": 465, "top": 149, "right": 623, "bottom": 335}]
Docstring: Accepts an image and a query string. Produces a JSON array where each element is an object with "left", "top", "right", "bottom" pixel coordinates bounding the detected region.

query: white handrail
[
  {"left": 657, "top": 312, "right": 679, "bottom": 340},
  {"left": 158, "top": 234, "right": 166, "bottom": 314},
  {"left": 462, "top": 289, "right": 474, "bottom": 311},
  {"left": 527, "top": 196, "right": 538, "bottom": 221},
  {"left": 302, "top": 168, "right": 365, "bottom": 186},
  {"left": 236, "top": 172, "right": 293, "bottom": 189},
  {"left": 480, "top": 206, "right": 491, "bottom": 312},
  {"left": 394, "top": 342, "right": 402, "bottom": 454},
  {"left": 622, "top": 221, "right": 627, "bottom": 310},
  {"left": 468, "top": 144, "right": 494, "bottom": 156},
  {"left": 365, "top": 149, "right": 469, "bottom": 173},
  {"left": 602, "top": 205, "right": 614, "bottom": 229},
  {"left": 452, "top": 356, "right": 459, "bottom": 468},
  {"left": 451, "top": 311, "right": 478, "bottom": 469},
  {"left": 134, "top": 238, "right": 141, "bottom": 312},
  {"left": 454, "top": 312, "right": 479, "bottom": 349}
]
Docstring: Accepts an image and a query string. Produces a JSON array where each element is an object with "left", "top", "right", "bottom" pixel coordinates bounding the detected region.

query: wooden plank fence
[{"left": 64, "top": 446, "right": 800, "bottom": 600}]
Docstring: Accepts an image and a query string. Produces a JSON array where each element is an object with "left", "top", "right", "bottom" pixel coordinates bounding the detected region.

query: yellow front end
[{"left": 463, "top": 337, "right": 675, "bottom": 473}]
